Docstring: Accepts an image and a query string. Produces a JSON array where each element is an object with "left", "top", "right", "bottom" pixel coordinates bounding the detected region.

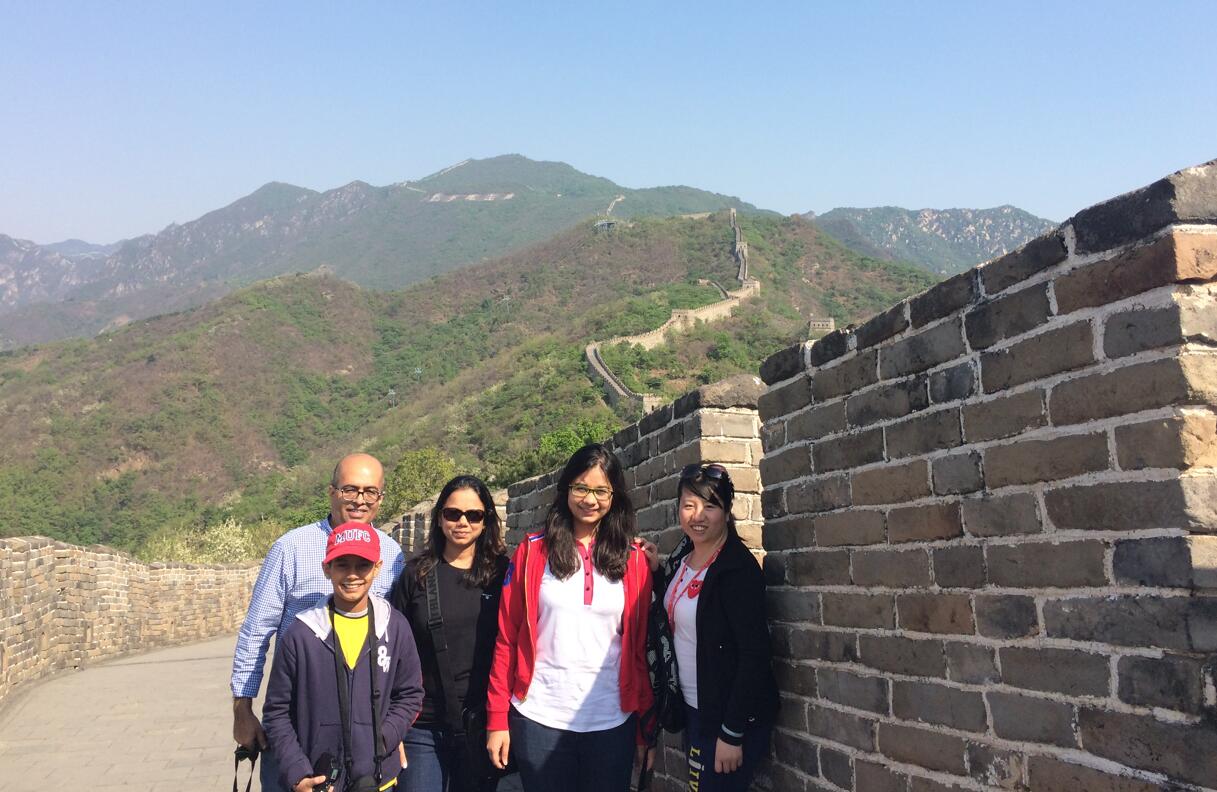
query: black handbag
[{"left": 424, "top": 568, "right": 517, "bottom": 783}]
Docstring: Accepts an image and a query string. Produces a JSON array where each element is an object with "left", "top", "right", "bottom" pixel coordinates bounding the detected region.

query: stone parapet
[
  {"left": 756, "top": 159, "right": 1217, "bottom": 791},
  {"left": 0, "top": 536, "right": 256, "bottom": 706}
]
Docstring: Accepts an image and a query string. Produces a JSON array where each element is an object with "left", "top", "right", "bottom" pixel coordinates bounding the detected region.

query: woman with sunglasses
[
  {"left": 390, "top": 475, "right": 509, "bottom": 792},
  {"left": 486, "top": 443, "right": 654, "bottom": 792},
  {"left": 653, "top": 463, "right": 778, "bottom": 792}
]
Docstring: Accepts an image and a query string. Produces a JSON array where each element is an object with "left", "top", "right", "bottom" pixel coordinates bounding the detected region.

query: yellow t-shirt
[{"left": 332, "top": 609, "right": 369, "bottom": 670}]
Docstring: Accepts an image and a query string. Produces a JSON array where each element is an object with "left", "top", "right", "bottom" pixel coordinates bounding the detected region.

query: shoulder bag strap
[
  {"left": 425, "top": 566, "right": 467, "bottom": 731},
  {"left": 330, "top": 604, "right": 356, "bottom": 784},
  {"left": 366, "top": 603, "right": 385, "bottom": 789}
]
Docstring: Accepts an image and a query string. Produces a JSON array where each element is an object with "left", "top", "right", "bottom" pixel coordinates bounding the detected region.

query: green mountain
[
  {"left": 0, "top": 212, "right": 933, "bottom": 558},
  {"left": 811, "top": 205, "right": 1055, "bottom": 275},
  {"left": 0, "top": 155, "right": 763, "bottom": 349}
]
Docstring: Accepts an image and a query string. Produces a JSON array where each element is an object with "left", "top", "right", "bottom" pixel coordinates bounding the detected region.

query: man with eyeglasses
[{"left": 230, "top": 452, "right": 405, "bottom": 790}]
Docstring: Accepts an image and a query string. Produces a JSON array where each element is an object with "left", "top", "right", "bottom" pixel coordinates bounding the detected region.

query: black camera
[{"left": 313, "top": 753, "right": 341, "bottom": 792}]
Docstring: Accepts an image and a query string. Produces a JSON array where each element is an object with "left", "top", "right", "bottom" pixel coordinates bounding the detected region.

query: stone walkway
[{"left": 0, "top": 634, "right": 524, "bottom": 791}]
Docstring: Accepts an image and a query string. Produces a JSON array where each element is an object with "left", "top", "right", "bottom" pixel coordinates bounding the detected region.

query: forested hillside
[{"left": 0, "top": 212, "right": 934, "bottom": 558}]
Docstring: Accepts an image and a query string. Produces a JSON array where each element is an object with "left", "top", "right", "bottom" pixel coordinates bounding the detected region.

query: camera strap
[
  {"left": 424, "top": 567, "right": 465, "bottom": 735},
  {"left": 232, "top": 747, "right": 257, "bottom": 792},
  {"left": 330, "top": 601, "right": 386, "bottom": 790}
]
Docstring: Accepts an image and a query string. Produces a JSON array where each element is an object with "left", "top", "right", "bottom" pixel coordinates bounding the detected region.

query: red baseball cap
[{"left": 324, "top": 522, "right": 380, "bottom": 565}]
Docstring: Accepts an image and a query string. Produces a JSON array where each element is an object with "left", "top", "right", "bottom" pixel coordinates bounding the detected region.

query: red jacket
[{"left": 486, "top": 531, "right": 654, "bottom": 735}]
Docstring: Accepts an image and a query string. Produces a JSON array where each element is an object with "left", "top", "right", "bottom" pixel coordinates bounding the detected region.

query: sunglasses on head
[
  {"left": 680, "top": 463, "right": 729, "bottom": 482},
  {"left": 441, "top": 507, "right": 486, "bottom": 524}
]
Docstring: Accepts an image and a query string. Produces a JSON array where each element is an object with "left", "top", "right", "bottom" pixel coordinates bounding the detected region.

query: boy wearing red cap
[{"left": 264, "top": 523, "right": 424, "bottom": 791}]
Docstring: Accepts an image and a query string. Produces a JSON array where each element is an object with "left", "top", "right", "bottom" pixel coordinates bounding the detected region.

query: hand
[
  {"left": 233, "top": 698, "right": 267, "bottom": 751},
  {"left": 714, "top": 738, "right": 743, "bottom": 773},
  {"left": 487, "top": 729, "right": 511, "bottom": 770},
  {"left": 293, "top": 775, "right": 328, "bottom": 792},
  {"left": 635, "top": 743, "right": 655, "bottom": 770},
  {"left": 640, "top": 539, "right": 660, "bottom": 572}
]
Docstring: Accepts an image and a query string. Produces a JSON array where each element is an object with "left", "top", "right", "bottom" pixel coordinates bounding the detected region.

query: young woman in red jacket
[{"left": 485, "top": 443, "right": 653, "bottom": 792}]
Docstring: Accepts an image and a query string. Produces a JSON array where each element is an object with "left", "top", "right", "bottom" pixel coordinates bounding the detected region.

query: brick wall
[
  {"left": 0, "top": 536, "right": 257, "bottom": 706},
  {"left": 757, "top": 159, "right": 1217, "bottom": 791}
]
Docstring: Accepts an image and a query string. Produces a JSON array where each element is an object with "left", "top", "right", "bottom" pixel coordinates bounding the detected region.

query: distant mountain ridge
[
  {"left": 0, "top": 155, "right": 761, "bottom": 349},
  {"left": 810, "top": 205, "right": 1055, "bottom": 275}
]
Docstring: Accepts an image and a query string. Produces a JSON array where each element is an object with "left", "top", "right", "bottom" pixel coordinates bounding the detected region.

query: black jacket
[{"left": 658, "top": 533, "right": 779, "bottom": 744}]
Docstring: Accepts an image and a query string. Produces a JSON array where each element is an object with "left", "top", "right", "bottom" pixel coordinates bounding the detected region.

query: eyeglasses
[
  {"left": 441, "top": 507, "right": 486, "bottom": 524},
  {"left": 569, "top": 484, "right": 614, "bottom": 501},
  {"left": 334, "top": 485, "right": 384, "bottom": 503},
  {"left": 680, "top": 463, "right": 729, "bottom": 482}
]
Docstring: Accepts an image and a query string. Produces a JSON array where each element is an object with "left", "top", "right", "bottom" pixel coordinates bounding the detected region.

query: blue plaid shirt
[{"left": 230, "top": 516, "right": 405, "bottom": 698}]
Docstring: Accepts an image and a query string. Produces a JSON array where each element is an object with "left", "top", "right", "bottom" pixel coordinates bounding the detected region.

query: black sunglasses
[
  {"left": 441, "top": 507, "right": 486, "bottom": 524},
  {"left": 680, "top": 463, "right": 729, "bottom": 481}
]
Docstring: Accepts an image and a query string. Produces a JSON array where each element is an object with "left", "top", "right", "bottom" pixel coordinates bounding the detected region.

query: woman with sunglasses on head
[
  {"left": 390, "top": 475, "right": 509, "bottom": 792},
  {"left": 654, "top": 464, "right": 778, "bottom": 792},
  {"left": 485, "top": 443, "right": 654, "bottom": 792}
]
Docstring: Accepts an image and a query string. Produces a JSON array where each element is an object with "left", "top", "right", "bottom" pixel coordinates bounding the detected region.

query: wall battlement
[
  {"left": 0, "top": 536, "right": 255, "bottom": 705},
  {"left": 755, "top": 158, "right": 1217, "bottom": 792}
]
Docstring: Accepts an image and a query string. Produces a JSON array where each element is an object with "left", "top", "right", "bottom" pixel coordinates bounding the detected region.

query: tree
[{"left": 382, "top": 447, "right": 458, "bottom": 518}]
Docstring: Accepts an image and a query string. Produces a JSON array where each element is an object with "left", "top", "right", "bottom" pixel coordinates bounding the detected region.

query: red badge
[{"left": 687, "top": 579, "right": 703, "bottom": 598}]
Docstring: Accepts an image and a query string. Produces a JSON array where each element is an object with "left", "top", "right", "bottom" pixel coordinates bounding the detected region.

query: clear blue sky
[{"left": 3, "top": 1, "right": 1214, "bottom": 243}]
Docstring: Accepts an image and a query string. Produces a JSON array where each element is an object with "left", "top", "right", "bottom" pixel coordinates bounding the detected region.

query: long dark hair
[
  {"left": 544, "top": 443, "right": 634, "bottom": 581},
  {"left": 678, "top": 463, "right": 739, "bottom": 540},
  {"left": 414, "top": 475, "right": 507, "bottom": 588}
]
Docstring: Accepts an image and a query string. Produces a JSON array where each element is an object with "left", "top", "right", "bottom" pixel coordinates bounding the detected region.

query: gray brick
[
  {"left": 932, "top": 545, "right": 985, "bottom": 588},
  {"left": 817, "top": 667, "right": 890, "bottom": 714},
  {"left": 811, "top": 350, "right": 878, "bottom": 402},
  {"left": 1118, "top": 654, "right": 1206, "bottom": 714},
  {"left": 929, "top": 362, "right": 976, "bottom": 404},
  {"left": 892, "top": 680, "right": 987, "bottom": 732},
  {"left": 985, "top": 541, "right": 1107, "bottom": 588},
  {"left": 962, "top": 388, "right": 1046, "bottom": 442},
  {"left": 944, "top": 641, "right": 998, "bottom": 684},
  {"left": 965, "top": 282, "right": 1052, "bottom": 350},
  {"left": 980, "top": 321, "right": 1095, "bottom": 393},
  {"left": 812, "top": 428, "right": 884, "bottom": 472},
  {"left": 851, "top": 548, "right": 932, "bottom": 588},
  {"left": 877, "top": 722, "right": 967, "bottom": 775},
  {"left": 983, "top": 432, "right": 1110, "bottom": 487},
  {"left": 962, "top": 492, "right": 1042, "bottom": 537},
  {"left": 979, "top": 230, "right": 1068, "bottom": 294},
  {"left": 858, "top": 635, "right": 947, "bottom": 678},
  {"left": 787, "top": 549, "right": 851, "bottom": 586},
  {"left": 1078, "top": 708, "right": 1217, "bottom": 788},
  {"left": 847, "top": 377, "right": 930, "bottom": 427},
  {"left": 897, "top": 592, "right": 975, "bottom": 634},
  {"left": 999, "top": 646, "right": 1110, "bottom": 696},
  {"left": 888, "top": 502, "right": 963, "bottom": 543},
  {"left": 931, "top": 451, "right": 982, "bottom": 495},
  {"left": 880, "top": 318, "right": 967, "bottom": 379},
  {"left": 974, "top": 594, "right": 1039, "bottom": 639},
  {"left": 815, "top": 509, "right": 886, "bottom": 546},
  {"left": 822, "top": 592, "right": 895, "bottom": 629},
  {"left": 988, "top": 691, "right": 1078, "bottom": 747},
  {"left": 886, "top": 408, "right": 962, "bottom": 459}
]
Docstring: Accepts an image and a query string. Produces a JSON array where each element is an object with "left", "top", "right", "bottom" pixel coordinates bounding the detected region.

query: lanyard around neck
[{"left": 665, "top": 542, "right": 723, "bottom": 625}]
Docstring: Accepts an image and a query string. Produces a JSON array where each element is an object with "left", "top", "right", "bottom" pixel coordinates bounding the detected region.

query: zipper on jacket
[{"left": 518, "top": 540, "right": 531, "bottom": 703}]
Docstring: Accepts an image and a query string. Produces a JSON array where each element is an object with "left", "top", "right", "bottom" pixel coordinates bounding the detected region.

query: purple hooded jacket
[{"left": 263, "top": 594, "right": 423, "bottom": 790}]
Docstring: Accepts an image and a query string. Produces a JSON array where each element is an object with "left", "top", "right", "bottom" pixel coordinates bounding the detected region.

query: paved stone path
[{"left": 0, "top": 634, "right": 523, "bottom": 791}]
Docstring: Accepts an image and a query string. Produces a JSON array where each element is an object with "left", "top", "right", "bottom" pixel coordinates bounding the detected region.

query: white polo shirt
[{"left": 512, "top": 555, "right": 630, "bottom": 732}]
